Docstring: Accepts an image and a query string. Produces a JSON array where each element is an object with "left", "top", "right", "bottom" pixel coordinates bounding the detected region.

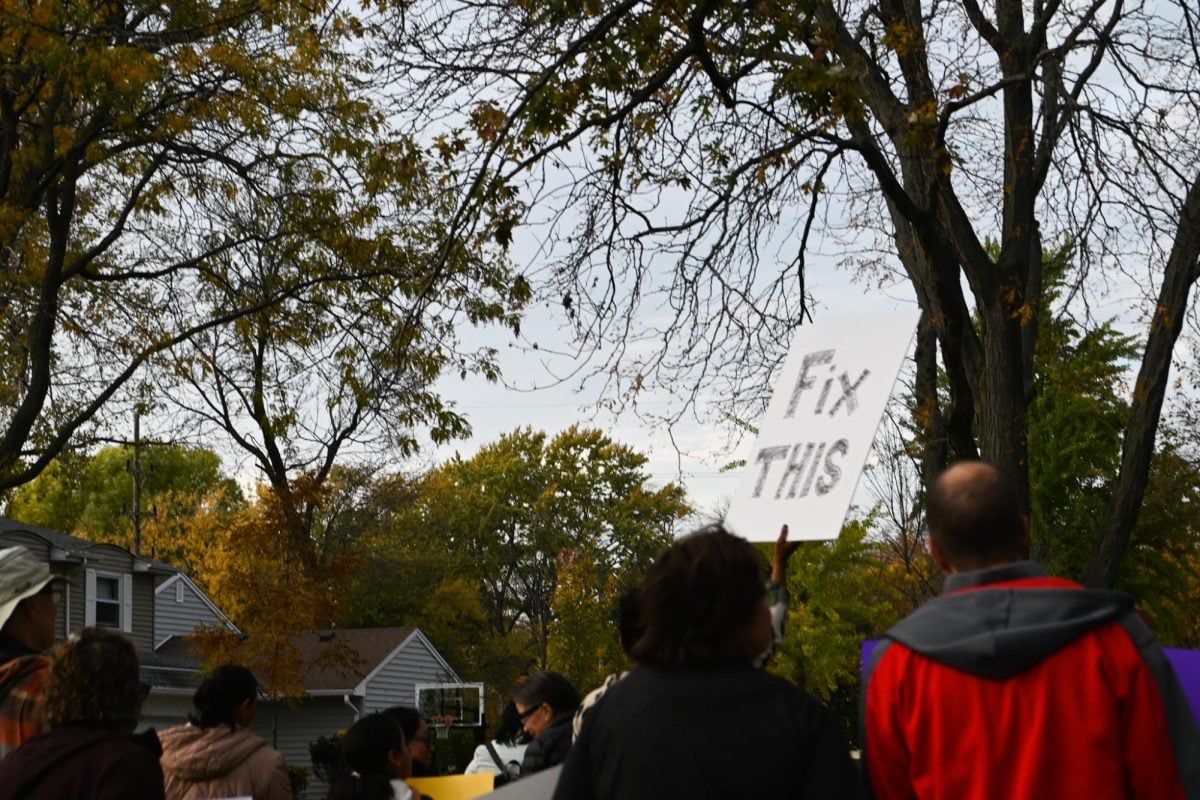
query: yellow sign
[{"left": 407, "top": 773, "right": 496, "bottom": 800}]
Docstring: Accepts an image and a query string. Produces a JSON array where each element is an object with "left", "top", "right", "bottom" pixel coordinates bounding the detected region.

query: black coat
[
  {"left": 553, "top": 664, "right": 858, "bottom": 800},
  {"left": 521, "top": 711, "right": 574, "bottom": 775},
  {"left": 0, "top": 724, "right": 165, "bottom": 800}
]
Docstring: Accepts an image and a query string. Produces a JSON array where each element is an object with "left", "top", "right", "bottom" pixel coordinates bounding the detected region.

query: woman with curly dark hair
[
  {"left": 552, "top": 525, "right": 858, "bottom": 799},
  {"left": 0, "top": 627, "right": 164, "bottom": 799}
]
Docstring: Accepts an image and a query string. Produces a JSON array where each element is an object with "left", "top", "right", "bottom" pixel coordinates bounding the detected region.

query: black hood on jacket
[
  {"left": 2, "top": 725, "right": 161, "bottom": 796},
  {"left": 884, "top": 562, "right": 1134, "bottom": 679}
]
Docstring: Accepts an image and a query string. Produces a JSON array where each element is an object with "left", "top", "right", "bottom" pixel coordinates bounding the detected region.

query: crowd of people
[{"left": 1, "top": 460, "right": 1199, "bottom": 798}]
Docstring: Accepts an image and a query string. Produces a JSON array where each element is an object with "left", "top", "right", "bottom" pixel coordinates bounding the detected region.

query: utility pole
[{"left": 124, "top": 409, "right": 153, "bottom": 555}]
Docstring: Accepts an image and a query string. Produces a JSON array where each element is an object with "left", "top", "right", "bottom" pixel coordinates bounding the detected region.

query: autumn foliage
[{"left": 188, "top": 480, "right": 361, "bottom": 700}]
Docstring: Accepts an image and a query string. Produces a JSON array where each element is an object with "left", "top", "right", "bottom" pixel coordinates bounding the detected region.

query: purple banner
[
  {"left": 862, "top": 640, "right": 1200, "bottom": 722},
  {"left": 1163, "top": 647, "right": 1200, "bottom": 721}
]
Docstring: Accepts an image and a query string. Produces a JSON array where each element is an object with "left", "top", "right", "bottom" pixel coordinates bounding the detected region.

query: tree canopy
[
  {"left": 392, "top": 0, "right": 1200, "bottom": 586},
  {"left": 343, "top": 425, "right": 689, "bottom": 700},
  {"left": 5, "top": 441, "right": 242, "bottom": 549},
  {"left": 0, "top": 0, "right": 526, "bottom": 503}
]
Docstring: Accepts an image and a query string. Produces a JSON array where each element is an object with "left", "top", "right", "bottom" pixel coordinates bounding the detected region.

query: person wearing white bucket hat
[{"left": 0, "top": 546, "right": 61, "bottom": 762}]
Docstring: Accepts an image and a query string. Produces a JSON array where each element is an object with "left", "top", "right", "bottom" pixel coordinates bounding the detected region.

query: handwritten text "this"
[{"left": 752, "top": 350, "right": 871, "bottom": 500}]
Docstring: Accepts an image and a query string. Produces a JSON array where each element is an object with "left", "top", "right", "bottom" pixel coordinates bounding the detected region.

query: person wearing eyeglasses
[
  {"left": 383, "top": 706, "right": 437, "bottom": 777},
  {"left": 0, "top": 627, "right": 164, "bottom": 799},
  {"left": 552, "top": 526, "right": 857, "bottom": 800},
  {"left": 0, "top": 546, "right": 63, "bottom": 763},
  {"left": 327, "top": 712, "right": 430, "bottom": 800},
  {"left": 512, "top": 670, "right": 580, "bottom": 776}
]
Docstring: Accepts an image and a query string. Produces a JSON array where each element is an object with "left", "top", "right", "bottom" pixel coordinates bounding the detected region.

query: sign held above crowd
[{"left": 725, "top": 310, "right": 920, "bottom": 542}]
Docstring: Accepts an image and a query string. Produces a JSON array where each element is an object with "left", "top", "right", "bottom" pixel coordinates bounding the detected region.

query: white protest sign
[{"left": 724, "top": 309, "right": 920, "bottom": 542}]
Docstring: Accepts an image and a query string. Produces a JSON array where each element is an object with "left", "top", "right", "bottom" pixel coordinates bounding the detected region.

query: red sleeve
[
  {"left": 864, "top": 645, "right": 916, "bottom": 800},
  {"left": 0, "top": 658, "right": 49, "bottom": 755}
]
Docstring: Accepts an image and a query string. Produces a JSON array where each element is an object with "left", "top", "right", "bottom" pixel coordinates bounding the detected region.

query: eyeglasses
[{"left": 517, "top": 704, "right": 543, "bottom": 722}]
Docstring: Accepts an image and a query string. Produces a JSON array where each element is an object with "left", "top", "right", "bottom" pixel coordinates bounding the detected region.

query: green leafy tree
[
  {"left": 343, "top": 426, "right": 689, "bottom": 707},
  {"left": 430, "top": 426, "right": 688, "bottom": 669},
  {"left": 0, "top": 0, "right": 526, "bottom": 507},
  {"left": 771, "top": 520, "right": 911, "bottom": 745},
  {"left": 5, "top": 443, "right": 242, "bottom": 542},
  {"left": 1117, "top": 443, "right": 1200, "bottom": 648},
  {"left": 1027, "top": 299, "right": 1138, "bottom": 577},
  {"left": 864, "top": 249, "right": 1200, "bottom": 634},
  {"left": 393, "top": 0, "right": 1200, "bottom": 587},
  {"left": 547, "top": 547, "right": 628, "bottom": 694}
]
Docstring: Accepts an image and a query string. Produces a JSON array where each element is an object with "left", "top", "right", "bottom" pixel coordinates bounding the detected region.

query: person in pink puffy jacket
[{"left": 160, "top": 664, "right": 293, "bottom": 800}]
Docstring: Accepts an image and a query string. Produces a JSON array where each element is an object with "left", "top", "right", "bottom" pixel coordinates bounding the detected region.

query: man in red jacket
[{"left": 862, "top": 460, "right": 1200, "bottom": 799}]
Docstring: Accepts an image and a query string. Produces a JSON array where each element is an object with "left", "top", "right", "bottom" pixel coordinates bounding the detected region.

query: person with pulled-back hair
[
  {"left": 382, "top": 706, "right": 436, "bottom": 777},
  {"left": 160, "top": 664, "right": 292, "bottom": 800},
  {"left": 553, "top": 525, "right": 857, "bottom": 800},
  {"left": 326, "top": 712, "right": 427, "bottom": 800},
  {"left": 463, "top": 700, "right": 529, "bottom": 782}
]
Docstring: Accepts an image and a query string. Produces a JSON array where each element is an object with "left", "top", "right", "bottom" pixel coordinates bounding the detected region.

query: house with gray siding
[
  {"left": 251, "top": 627, "right": 461, "bottom": 798},
  {"left": 154, "top": 572, "right": 240, "bottom": 646},
  {"left": 0, "top": 517, "right": 173, "bottom": 654},
  {"left": 1, "top": 517, "right": 467, "bottom": 799}
]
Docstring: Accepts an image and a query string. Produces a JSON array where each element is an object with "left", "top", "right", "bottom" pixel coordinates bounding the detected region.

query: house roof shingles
[
  {"left": 294, "top": 626, "right": 417, "bottom": 692},
  {"left": 0, "top": 517, "right": 179, "bottom": 573},
  {"left": 155, "top": 627, "right": 421, "bottom": 693}
]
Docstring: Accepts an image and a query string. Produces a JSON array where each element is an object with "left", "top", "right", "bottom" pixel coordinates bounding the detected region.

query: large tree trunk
[{"left": 1087, "top": 174, "right": 1200, "bottom": 587}]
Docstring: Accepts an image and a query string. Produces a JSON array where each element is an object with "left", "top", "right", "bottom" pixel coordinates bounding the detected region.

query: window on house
[
  {"left": 86, "top": 570, "right": 131, "bottom": 632},
  {"left": 95, "top": 576, "right": 121, "bottom": 628}
]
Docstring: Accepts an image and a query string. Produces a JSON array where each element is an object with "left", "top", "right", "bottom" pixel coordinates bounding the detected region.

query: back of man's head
[{"left": 927, "top": 461, "right": 1025, "bottom": 571}]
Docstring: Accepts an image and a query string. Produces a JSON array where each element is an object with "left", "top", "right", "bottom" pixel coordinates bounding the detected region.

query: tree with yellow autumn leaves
[{"left": 0, "top": 0, "right": 526, "bottom": 503}]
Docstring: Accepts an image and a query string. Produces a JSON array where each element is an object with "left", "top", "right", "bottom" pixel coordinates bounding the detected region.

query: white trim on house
[
  {"left": 85, "top": 569, "right": 95, "bottom": 626},
  {"left": 122, "top": 573, "right": 133, "bottom": 632},
  {"left": 351, "top": 628, "right": 461, "bottom": 697},
  {"left": 85, "top": 569, "right": 131, "bottom": 633},
  {"left": 154, "top": 573, "right": 241, "bottom": 634},
  {"left": 86, "top": 566, "right": 130, "bottom": 633}
]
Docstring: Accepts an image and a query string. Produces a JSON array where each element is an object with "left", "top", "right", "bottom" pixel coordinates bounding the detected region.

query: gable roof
[
  {"left": 295, "top": 627, "right": 420, "bottom": 692},
  {"left": 154, "top": 573, "right": 241, "bottom": 635},
  {"left": 156, "top": 626, "right": 459, "bottom": 695},
  {"left": 0, "top": 517, "right": 178, "bottom": 574}
]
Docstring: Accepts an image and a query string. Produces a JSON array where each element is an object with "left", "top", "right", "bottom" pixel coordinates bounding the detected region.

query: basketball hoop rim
[{"left": 430, "top": 714, "right": 456, "bottom": 738}]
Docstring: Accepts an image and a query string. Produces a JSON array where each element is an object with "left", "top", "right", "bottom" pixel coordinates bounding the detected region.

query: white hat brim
[{"left": 0, "top": 575, "right": 56, "bottom": 632}]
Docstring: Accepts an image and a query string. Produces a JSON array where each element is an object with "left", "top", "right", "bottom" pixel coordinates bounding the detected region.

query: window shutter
[
  {"left": 121, "top": 574, "right": 133, "bottom": 633},
  {"left": 85, "top": 569, "right": 96, "bottom": 626}
]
